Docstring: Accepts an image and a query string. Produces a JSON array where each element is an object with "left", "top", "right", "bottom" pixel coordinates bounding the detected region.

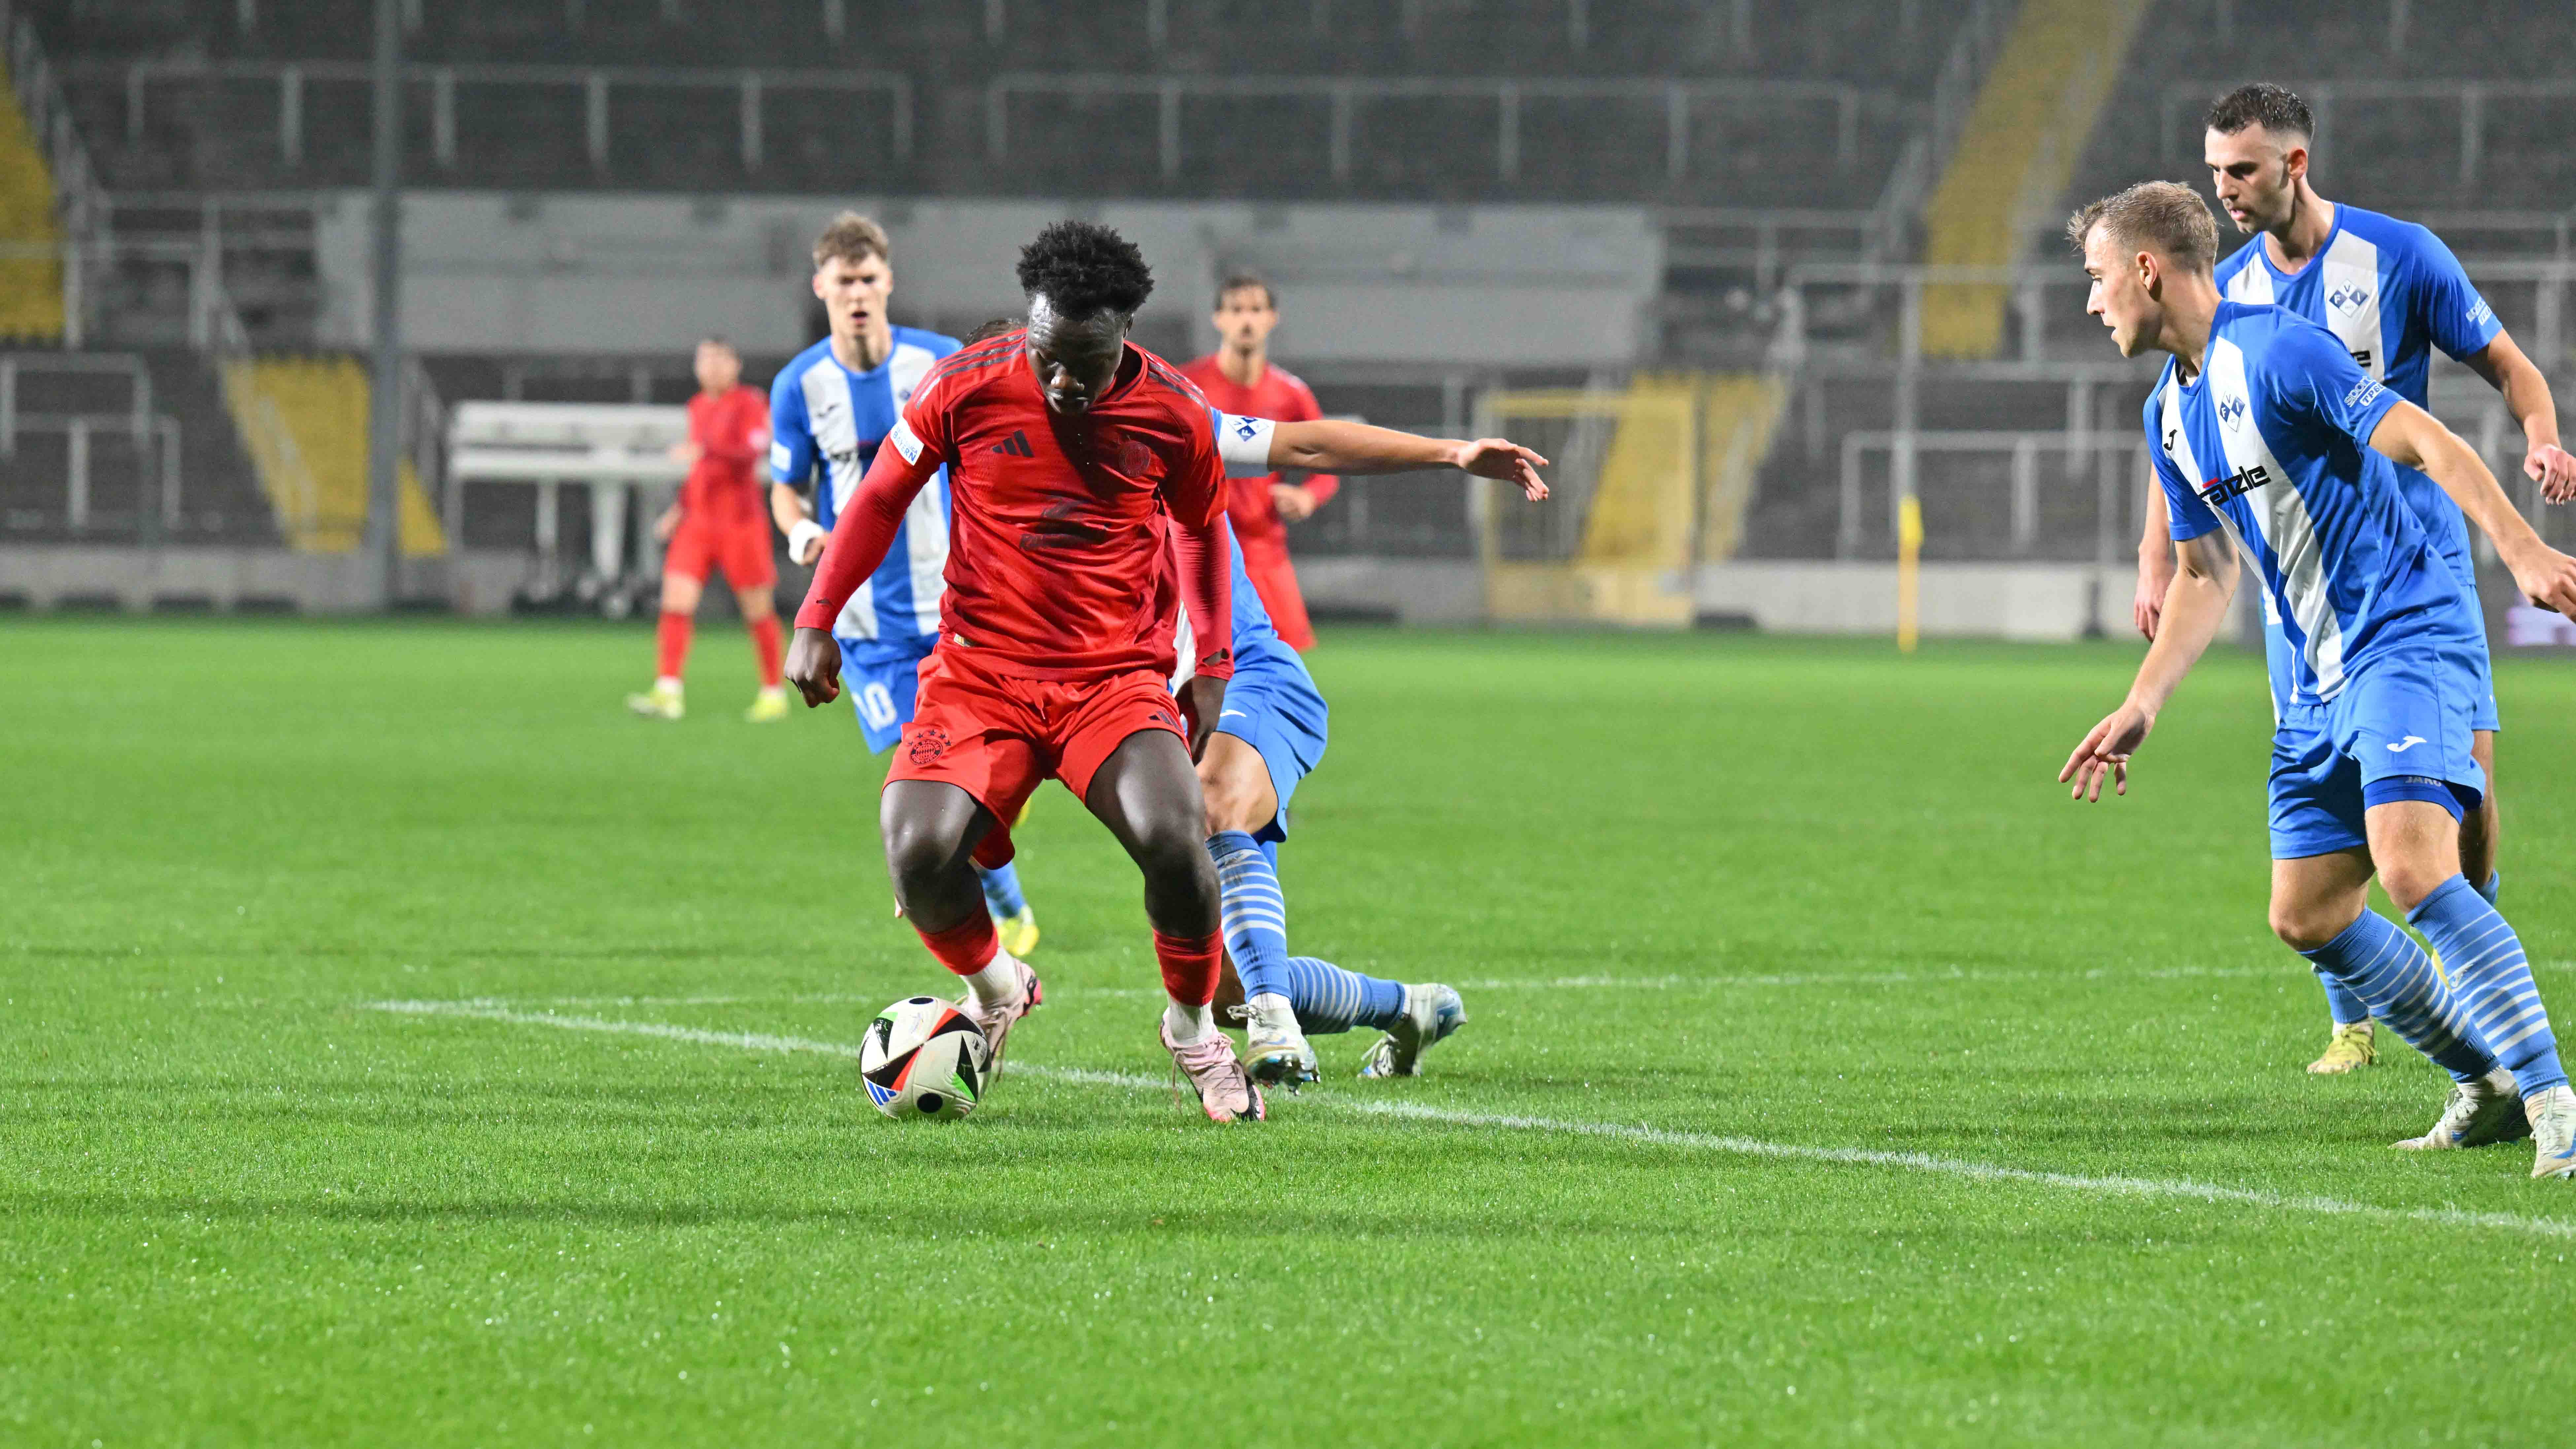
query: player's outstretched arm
[
  {"left": 1262, "top": 419, "right": 1550, "bottom": 500},
  {"left": 2134, "top": 485, "right": 2173, "bottom": 640},
  {"left": 2459, "top": 332, "right": 2576, "bottom": 504},
  {"left": 2367, "top": 401, "right": 2576, "bottom": 615},
  {"left": 2061, "top": 531, "right": 2236, "bottom": 802},
  {"left": 784, "top": 438, "right": 939, "bottom": 707}
]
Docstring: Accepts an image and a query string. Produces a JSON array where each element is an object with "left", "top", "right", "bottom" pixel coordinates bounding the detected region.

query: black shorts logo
[{"left": 907, "top": 726, "right": 952, "bottom": 766}]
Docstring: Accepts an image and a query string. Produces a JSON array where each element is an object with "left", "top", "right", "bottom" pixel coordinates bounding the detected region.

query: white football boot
[
  {"left": 1233, "top": 992, "right": 1318, "bottom": 1089},
  {"left": 1358, "top": 984, "right": 1467, "bottom": 1079},
  {"left": 2526, "top": 1084, "right": 2576, "bottom": 1180},
  {"left": 2393, "top": 1069, "right": 2528, "bottom": 1150},
  {"left": 954, "top": 957, "right": 1043, "bottom": 1078},
  {"left": 1164, "top": 1021, "right": 1267, "bottom": 1123}
]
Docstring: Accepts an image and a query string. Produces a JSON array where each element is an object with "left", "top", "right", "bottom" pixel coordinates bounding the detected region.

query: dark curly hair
[{"left": 1016, "top": 220, "right": 1154, "bottom": 317}]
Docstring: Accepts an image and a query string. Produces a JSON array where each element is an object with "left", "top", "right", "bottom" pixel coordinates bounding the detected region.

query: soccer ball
[{"left": 860, "top": 996, "right": 992, "bottom": 1121}]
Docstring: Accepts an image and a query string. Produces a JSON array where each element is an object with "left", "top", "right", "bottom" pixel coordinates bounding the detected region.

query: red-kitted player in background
[
  {"left": 1181, "top": 272, "right": 1335, "bottom": 650},
  {"left": 785, "top": 220, "right": 1268, "bottom": 1124},
  {"left": 627, "top": 337, "right": 786, "bottom": 723}
]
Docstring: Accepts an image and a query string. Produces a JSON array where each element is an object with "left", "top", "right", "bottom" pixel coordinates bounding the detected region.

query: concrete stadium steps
[
  {"left": 1919, "top": 0, "right": 2152, "bottom": 359},
  {"left": 0, "top": 51, "right": 63, "bottom": 343},
  {"left": 2068, "top": 0, "right": 2576, "bottom": 221},
  {"left": 0, "top": 350, "right": 277, "bottom": 545},
  {"left": 219, "top": 354, "right": 442, "bottom": 556}
]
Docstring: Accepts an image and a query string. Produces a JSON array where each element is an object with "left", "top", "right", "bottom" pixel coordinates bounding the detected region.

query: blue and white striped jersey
[
  {"left": 2217, "top": 205, "right": 2503, "bottom": 584},
  {"left": 768, "top": 326, "right": 958, "bottom": 652},
  {"left": 2149, "top": 302, "right": 2481, "bottom": 709}
]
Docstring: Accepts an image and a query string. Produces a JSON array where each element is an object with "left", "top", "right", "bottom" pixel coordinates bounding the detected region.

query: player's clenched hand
[
  {"left": 2505, "top": 538, "right": 2576, "bottom": 618},
  {"left": 2060, "top": 702, "right": 2152, "bottom": 802},
  {"left": 1177, "top": 675, "right": 1226, "bottom": 761},
  {"left": 2528, "top": 443, "right": 2576, "bottom": 505},
  {"left": 1450, "top": 438, "right": 1551, "bottom": 500},
  {"left": 784, "top": 626, "right": 842, "bottom": 708}
]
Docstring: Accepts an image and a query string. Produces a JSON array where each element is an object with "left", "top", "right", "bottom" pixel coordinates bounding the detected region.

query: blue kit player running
[
  {"left": 2133, "top": 84, "right": 2576, "bottom": 1074},
  {"left": 2064, "top": 181, "right": 2576, "bottom": 1180},
  {"left": 767, "top": 213, "right": 1038, "bottom": 954},
  {"left": 1189, "top": 410, "right": 1550, "bottom": 1087}
]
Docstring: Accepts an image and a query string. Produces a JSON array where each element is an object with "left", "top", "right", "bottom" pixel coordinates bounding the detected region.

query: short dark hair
[
  {"left": 2207, "top": 83, "right": 2313, "bottom": 141},
  {"left": 1016, "top": 220, "right": 1154, "bottom": 318},
  {"left": 697, "top": 334, "right": 735, "bottom": 352},
  {"left": 1216, "top": 271, "right": 1274, "bottom": 309},
  {"left": 961, "top": 316, "right": 1020, "bottom": 346},
  {"left": 812, "top": 211, "right": 890, "bottom": 269},
  {"left": 2066, "top": 181, "right": 2221, "bottom": 275}
]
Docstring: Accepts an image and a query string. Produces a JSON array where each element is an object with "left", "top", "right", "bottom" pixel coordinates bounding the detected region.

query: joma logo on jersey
[
  {"left": 2200, "top": 462, "right": 2275, "bottom": 506},
  {"left": 2327, "top": 282, "right": 2371, "bottom": 315},
  {"left": 2216, "top": 394, "right": 2249, "bottom": 427}
]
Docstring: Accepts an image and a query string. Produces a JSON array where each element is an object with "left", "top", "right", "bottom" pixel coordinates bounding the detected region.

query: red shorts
[
  {"left": 1239, "top": 537, "right": 1314, "bottom": 651},
  {"left": 888, "top": 647, "right": 1191, "bottom": 866},
  {"left": 663, "top": 511, "right": 775, "bottom": 591}
]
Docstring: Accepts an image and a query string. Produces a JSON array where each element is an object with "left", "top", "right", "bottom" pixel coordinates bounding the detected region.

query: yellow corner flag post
[{"left": 1896, "top": 493, "right": 1923, "bottom": 654}]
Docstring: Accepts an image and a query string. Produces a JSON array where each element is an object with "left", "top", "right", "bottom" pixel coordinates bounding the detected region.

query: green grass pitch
[{"left": 7, "top": 617, "right": 2576, "bottom": 1445}]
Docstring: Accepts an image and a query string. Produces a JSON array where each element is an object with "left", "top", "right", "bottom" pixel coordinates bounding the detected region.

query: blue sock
[
  {"left": 2478, "top": 871, "right": 2501, "bottom": 905},
  {"left": 976, "top": 862, "right": 1027, "bottom": 918},
  {"left": 2313, "top": 963, "right": 2373, "bottom": 1028},
  {"left": 2297, "top": 910, "right": 2494, "bottom": 1084},
  {"left": 2409, "top": 874, "right": 2565, "bottom": 1095},
  {"left": 1209, "top": 830, "right": 1289, "bottom": 1001},
  {"left": 1278, "top": 956, "right": 1408, "bottom": 1035}
]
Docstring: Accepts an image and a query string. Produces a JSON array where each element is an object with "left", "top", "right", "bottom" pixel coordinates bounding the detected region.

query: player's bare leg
[
  {"left": 1087, "top": 730, "right": 1264, "bottom": 1122},
  {"left": 734, "top": 582, "right": 789, "bottom": 722},
  {"left": 881, "top": 780, "right": 1041, "bottom": 1071},
  {"left": 2462, "top": 730, "right": 2499, "bottom": 895},
  {"left": 628, "top": 569, "right": 704, "bottom": 719}
]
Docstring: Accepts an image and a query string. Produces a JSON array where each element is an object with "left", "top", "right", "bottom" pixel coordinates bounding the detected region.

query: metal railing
[
  {"left": 985, "top": 72, "right": 1893, "bottom": 184},
  {"left": 2159, "top": 78, "right": 2576, "bottom": 185},
  {"left": 0, "top": 412, "right": 185, "bottom": 537},
  {"left": 94, "top": 58, "right": 913, "bottom": 174},
  {"left": 1837, "top": 429, "right": 2146, "bottom": 562}
]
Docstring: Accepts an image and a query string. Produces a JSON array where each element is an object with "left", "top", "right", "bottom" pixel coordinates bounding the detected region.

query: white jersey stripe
[
  {"left": 2207, "top": 338, "right": 2346, "bottom": 698},
  {"left": 2320, "top": 230, "right": 2385, "bottom": 381}
]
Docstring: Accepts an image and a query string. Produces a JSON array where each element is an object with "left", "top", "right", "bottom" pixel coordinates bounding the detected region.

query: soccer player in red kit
[
  {"left": 1181, "top": 272, "right": 1334, "bottom": 650},
  {"left": 785, "top": 221, "right": 1266, "bottom": 1123},
  {"left": 627, "top": 337, "right": 789, "bottom": 722}
]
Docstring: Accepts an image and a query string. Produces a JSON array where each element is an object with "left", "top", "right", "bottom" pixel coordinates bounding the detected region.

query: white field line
[
  {"left": 485, "top": 963, "right": 2332, "bottom": 1010},
  {"left": 362, "top": 998, "right": 2576, "bottom": 1243}
]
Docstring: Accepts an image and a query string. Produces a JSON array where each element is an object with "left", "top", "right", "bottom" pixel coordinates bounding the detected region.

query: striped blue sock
[
  {"left": 1209, "top": 830, "right": 1289, "bottom": 1001},
  {"left": 2312, "top": 964, "right": 2372, "bottom": 1028},
  {"left": 1278, "top": 956, "right": 1408, "bottom": 1035},
  {"left": 2297, "top": 909, "right": 2493, "bottom": 1084},
  {"left": 2409, "top": 874, "right": 2565, "bottom": 1095},
  {"left": 976, "top": 862, "right": 1027, "bottom": 918}
]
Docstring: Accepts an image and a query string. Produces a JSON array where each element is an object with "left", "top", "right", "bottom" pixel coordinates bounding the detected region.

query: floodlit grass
[{"left": 6, "top": 617, "right": 2575, "bottom": 1446}]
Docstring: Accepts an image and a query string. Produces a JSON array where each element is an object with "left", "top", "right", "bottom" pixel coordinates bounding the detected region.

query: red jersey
[
  {"left": 796, "top": 332, "right": 1234, "bottom": 683},
  {"left": 1178, "top": 354, "right": 1338, "bottom": 548},
  {"left": 680, "top": 384, "right": 770, "bottom": 522}
]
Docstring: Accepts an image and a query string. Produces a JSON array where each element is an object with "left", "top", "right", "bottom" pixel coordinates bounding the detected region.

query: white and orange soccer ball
[{"left": 860, "top": 996, "right": 992, "bottom": 1121}]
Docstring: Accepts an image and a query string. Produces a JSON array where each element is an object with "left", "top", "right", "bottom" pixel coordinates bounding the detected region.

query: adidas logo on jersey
[{"left": 990, "top": 430, "right": 1035, "bottom": 457}]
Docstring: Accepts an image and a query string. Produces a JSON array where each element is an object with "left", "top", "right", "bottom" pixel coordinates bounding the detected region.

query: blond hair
[
  {"left": 812, "top": 211, "right": 891, "bottom": 269},
  {"left": 2065, "top": 181, "right": 2220, "bottom": 275}
]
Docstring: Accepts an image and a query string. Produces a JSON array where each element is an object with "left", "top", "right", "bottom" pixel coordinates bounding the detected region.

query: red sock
[
  {"left": 1153, "top": 929, "right": 1222, "bottom": 1007},
  {"left": 917, "top": 914, "right": 999, "bottom": 977},
  {"left": 654, "top": 610, "right": 692, "bottom": 680},
  {"left": 747, "top": 614, "right": 784, "bottom": 688}
]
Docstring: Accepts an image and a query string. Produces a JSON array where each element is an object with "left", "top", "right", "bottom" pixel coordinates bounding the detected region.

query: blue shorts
[
  {"left": 1209, "top": 656, "right": 1329, "bottom": 844},
  {"left": 2269, "top": 644, "right": 2488, "bottom": 859},
  {"left": 837, "top": 634, "right": 939, "bottom": 754}
]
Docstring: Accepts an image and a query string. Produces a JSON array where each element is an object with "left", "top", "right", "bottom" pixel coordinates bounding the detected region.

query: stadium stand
[{"left": 221, "top": 352, "right": 440, "bottom": 554}]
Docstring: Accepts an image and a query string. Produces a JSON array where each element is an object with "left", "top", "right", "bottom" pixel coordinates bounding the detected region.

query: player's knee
[
  {"left": 2374, "top": 860, "right": 2449, "bottom": 914},
  {"left": 2269, "top": 897, "right": 2357, "bottom": 952},
  {"left": 879, "top": 810, "right": 964, "bottom": 894},
  {"left": 1196, "top": 772, "right": 1263, "bottom": 836},
  {"left": 1135, "top": 813, "right": 1220, "bottom": 898}
]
